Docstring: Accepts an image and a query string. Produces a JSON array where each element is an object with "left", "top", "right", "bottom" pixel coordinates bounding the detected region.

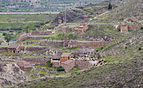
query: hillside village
[{"left": 0, "top": 0, "right": 143, "bottom": 87}]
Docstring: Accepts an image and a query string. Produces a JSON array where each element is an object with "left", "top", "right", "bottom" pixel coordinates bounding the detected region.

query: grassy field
[{"left": 0, "top": 14, "right": 57, "bottom": 32}]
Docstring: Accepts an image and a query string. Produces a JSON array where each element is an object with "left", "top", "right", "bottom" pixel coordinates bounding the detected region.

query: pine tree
[{"left": 108, "top": 2, "right": 112, "bottom": 10}]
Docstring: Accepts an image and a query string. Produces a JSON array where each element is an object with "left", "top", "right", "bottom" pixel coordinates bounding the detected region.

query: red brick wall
[{"left": 60, "top": 57, "right": 69, "bottom": 62}]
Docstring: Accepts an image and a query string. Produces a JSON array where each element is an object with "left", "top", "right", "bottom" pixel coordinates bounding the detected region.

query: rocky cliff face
[{"left": 0, "top": 64, "right": 25, "bottom": 85}]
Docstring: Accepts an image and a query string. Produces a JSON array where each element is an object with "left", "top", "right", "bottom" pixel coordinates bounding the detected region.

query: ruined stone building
[
  {"left": 75, "top": 24, "right": 89, "bottom": 34},
  {"left": 115, "top": 17, "right": 142, "bottom": 33},
  {"left": 8, "top": 42, "right": 24, "bottom": 53}
]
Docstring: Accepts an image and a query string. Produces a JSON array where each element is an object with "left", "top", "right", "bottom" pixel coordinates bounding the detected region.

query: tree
[
  {"left": 4, "top": 34, "right": 11, "bottom": 45},
  {"left": 46, "top": 61, "right": 52, "bottom": 67},
  {"left": 140, "top": 26, "right": 143, "bottom": 30},
  {"left": 108, "top": 2, "right": 112, "bottom": 10}
]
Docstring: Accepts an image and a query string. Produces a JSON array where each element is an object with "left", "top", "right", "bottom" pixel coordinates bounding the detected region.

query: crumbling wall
[
  {"left": 61, "top": 60, "right": 75, "bottom": 72},
  {"left": 23, "top": 58, "right": 50, "bottom": 65},
  {"left": 75, "top": 60, "right": 92, "bottom": 70},
  {"left": 25, "top": 47, "right": 46, "bottom": 51}
]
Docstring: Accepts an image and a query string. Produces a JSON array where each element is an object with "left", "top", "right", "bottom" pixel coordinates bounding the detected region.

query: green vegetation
[
  {"left": 46, "top": 31, "right": 78, "bottom": 40},
  {"left": 0, "top": 14, "right": 56, "bottom": 32},
  {"left": 46, "top": 61, "right": 53, "bottom": 67},
  {"left": 0, "top": 0, "right": 101, "bottom": 12},
  {"left": 108, "top": 2, "right": 112, "bottom": 10},
  {"left": 4, "top": 33, "right": 12, "bottom": 44},
  {"left": 17, "top": 55, "right": 143, "bottom": 88},
  {"left": 56, "top": 66, "right": 65, "bottom": 72},
  {"left": 58, "top": 32, "right": 78, "bottom": 40},
  {"left": 0, "top": 41, "right": 3, "bottom": 45}
]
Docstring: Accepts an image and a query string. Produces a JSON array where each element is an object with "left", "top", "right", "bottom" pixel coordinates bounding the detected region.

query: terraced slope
[
  {"left": 16, "top": 0, "right": 143, "bottom": 87},
  {"left": 17, "top": 27, "right": 143, "bottom": 88}
]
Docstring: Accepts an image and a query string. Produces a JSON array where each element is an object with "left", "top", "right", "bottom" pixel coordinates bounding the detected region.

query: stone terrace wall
[
  {"left": 47, "top": 41, "right": 63, "bottom": 46},
  {"left": 0, "top": 47, "right": 7, "bottom": 50},
  {"left": 0, "top": 47, "right": 7, "bottom": 53},
  {"left": 25, "top": 47, "right": 46, "bottom": 51},
  {"left": 31, "top": 31, "right": 52, "bottom": 35},
  {"left": 17, "top": 33, "right": 31, "bottom": 42},
  {"left": 128, "top": 25, "right": 141, "bottom": 30},
  {"left": 28, "top": 37, "right": 46, "bottom": 40},
  {"left": 23, "top": 58, "right": 50, "bottom": 65},
  {"left": 78, "top": 42, "right": 109, "bottom": 48}
]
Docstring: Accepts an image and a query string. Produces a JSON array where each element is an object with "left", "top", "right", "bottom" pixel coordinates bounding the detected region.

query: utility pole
[{"left": 64, "top": 5, "right": 67, "bottom": 25}]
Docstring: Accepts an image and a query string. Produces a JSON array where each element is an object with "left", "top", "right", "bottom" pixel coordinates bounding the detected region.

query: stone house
[
  {"left": 8, "top": 42, "right": 24, "bottom": 53},
  {"left": 75, "top": 24, "right": 89, "bottom": 34},
  {"left": 115, "top": 18, "right": 142, "bottom": 33},
  {"left": 51, "top": 55, "right": 60, "bottom": 66},
  {"left": 51, "top": 53, "right": 62, "bottom": 67},
  {"left": 63, "top": 40, "right": 78, "bottom": 48},
  {"left": 62, "top": 26, "right": 73, "bottom": 33},
  {"left": 120, "top": 25, "right": 129, "bottom": 33},
  {"left": 51, "top": 53, "right": 72, "bottom": 66},
  {"left": 117, "top": 24, "right": 141, "bottom": 33}
]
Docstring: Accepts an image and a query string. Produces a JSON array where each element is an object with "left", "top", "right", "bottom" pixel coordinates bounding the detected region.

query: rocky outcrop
[{"left": 0, "top": 64, "right": 25, "bottom": 85}]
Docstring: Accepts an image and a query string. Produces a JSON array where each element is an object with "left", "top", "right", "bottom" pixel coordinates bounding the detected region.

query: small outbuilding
[{"left": 60, "top": 53, "right": 72, "bottom": 62}]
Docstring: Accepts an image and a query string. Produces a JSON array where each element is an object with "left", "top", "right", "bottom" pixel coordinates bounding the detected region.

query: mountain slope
[
  {"left": 0, "top": 0, "right": 107, "bottom": 12},
  {"left": 14, "top": 0, "right": 143, "bottom": 87},
  {"left": 96, "top": 0, "right": 143, "bottom": 23}
]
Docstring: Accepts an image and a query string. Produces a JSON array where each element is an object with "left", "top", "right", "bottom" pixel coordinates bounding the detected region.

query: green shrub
[
  {"left": 0, "top": 41, "right": 2, "bottom": 45},
  {"left": 138, "top": 47, "right": 142, "bottom": 50},
  {"left": 56, "top": 66, "right": 65, "bottom": 72},
  {"left": 83, "top": 8, "right": 88, "bottom": 12},
  {"left": 140, "top": 26, "right": 143, "bottom": 30},
  {"left": 46, "top": 61, "right": 52, "bottom": 67}
]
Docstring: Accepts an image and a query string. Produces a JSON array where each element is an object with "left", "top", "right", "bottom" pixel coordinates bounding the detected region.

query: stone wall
[
  {"left": 75, "top": 24, "right": 89, "bottom": 34},
  {"left": 28, "top": 36, "right": 46, "bottom": 40},
  {"left": 128, "top": 25, "right": 141, "bottom": 30},
  {"left": 61, "top": 60, "right": 75, "bottom": 72},
  {"left": 47, "top": 41, "right": 63, "bottom": 46},
  {"left": 78, "top": 41, "right": 109, "bottom": 48},
  {"left": 0, "top": 47, "right": 7, "bottom": 53},
  {"left": 75, "top": 60, "right": 92, "bottom": 70},
  {"left": 117, "top": 24, "right": 141, "bottom": 33},
  {"left": 23, "top": 58, "right": 50, "bottom": 65},
  {"left": 25, "top": 47, "right": 46, "bottom": 51},
  {"left": 31, "top": 31, "right": 52, "bottom": 35}
]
